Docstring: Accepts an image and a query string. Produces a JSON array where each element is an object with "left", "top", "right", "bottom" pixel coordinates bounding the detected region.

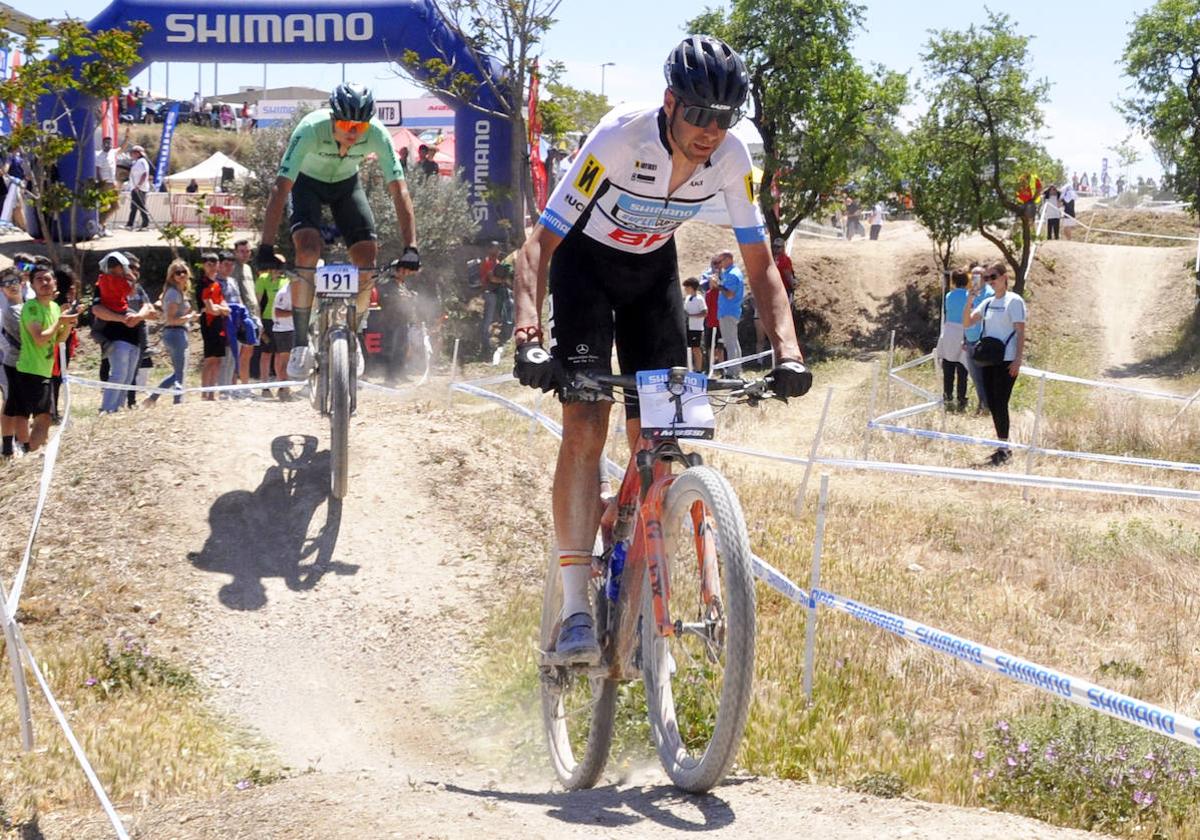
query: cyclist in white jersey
[{"left": 512, "top": 35, "right": 813, "bottom": 664}]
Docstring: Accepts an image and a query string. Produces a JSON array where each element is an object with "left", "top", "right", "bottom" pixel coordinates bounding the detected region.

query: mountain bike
[
  {"left": 304, "top": 263, "right": 363, "bottom": 500},
  {"left": 539, "top": 367, "right": 772, "bottom": 793}
]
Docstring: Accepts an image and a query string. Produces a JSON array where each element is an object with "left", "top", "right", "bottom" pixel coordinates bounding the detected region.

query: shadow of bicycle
[
  {"left": 436, "top": 779, "right": 741, "bottom": 832},
  {"left": 188, "top": 434, "right": 358, "bottom": 610}
]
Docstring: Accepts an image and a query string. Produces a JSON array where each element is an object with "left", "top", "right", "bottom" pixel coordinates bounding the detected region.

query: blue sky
[{"left": 38, "top": 0, "right": 1162, "bottom": 180}]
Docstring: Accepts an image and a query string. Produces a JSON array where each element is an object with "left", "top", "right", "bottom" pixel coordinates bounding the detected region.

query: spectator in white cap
[{"left": 124, "top": 145, "right": 150, "bottom": 230}]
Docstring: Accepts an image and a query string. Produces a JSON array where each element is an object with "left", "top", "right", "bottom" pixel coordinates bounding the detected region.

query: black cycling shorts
[
  {"left": 548, "top": 231, "right": 686, "bottom": 419},
  {"left": 289, "top": 172, "right": 377, "bottom": 247}
]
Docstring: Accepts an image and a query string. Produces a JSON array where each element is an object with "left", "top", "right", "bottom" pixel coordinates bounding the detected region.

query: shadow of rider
[{"left": 188, "top": 434, "right": 357, "bottom": 610}]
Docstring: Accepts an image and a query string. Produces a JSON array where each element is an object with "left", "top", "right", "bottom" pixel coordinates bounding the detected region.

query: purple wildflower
[
  {"left": 972, "top": 750, "right": 986, "bottom": 761},
  {"left": 1133, "top": 790, "right": 1155, "bottom": 807},
  {"left": 235, "top": 779, "right": 252, "bottom": 791},
  {"left": 996, "top": 720, "right": 1010, "bottom": 732},
  {"left": 1007, "top": 755, "right": 1018, "bottom": 767},
  {"left": 1017, "top": 742, "right": 1029, "bottom": 754},
  {"left": 1142, "top": 768, "right": 1154, "bottom": 780},
  {"left": 1044, "top": 745, "right": 1058, "bottom": 762},
  {"left": 84, "top": 677, "right": 97, "bottom": 687}
]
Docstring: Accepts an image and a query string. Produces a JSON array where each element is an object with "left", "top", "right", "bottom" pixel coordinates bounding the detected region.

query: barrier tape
[
  {"left": 1067, "top": 215, "right": 1200, "bottom": 242},
  {"left": 872, "top": 400, "right": 942, "bottom": 425},
  {"left": 890, "top": 352, "right": 934, "bottom": 374},
  {"left": 749, "top": 556, "right": 1200, "bottom": 752},
  {"left": 888, "top": 373, "right": 939, "bottom": 401},
  {"left": 65, "top": 376, "right": 306, "bottom": 397},
  {"left": 870, "top": 420, "right": 1200, "bottom": 475},
  {"left": 713, "top": 349, "right": 774, "bottom": 371},
  {"left": 17, "top": 626, "right": 130, "bottom": 839}
]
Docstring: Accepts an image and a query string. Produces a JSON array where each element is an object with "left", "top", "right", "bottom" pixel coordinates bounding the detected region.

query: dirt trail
[{"left": 1090, "top": 243, "right": 1180, "bottom": 382}]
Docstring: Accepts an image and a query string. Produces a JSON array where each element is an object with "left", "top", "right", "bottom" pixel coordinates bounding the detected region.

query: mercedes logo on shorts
[{"left": 576, "top": 344, "right": 589, "bottom": 355}]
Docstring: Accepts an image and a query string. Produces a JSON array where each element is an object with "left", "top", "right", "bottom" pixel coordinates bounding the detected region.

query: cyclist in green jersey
[{"left": 256, "top": 83, "right": 420, "bottom": 379}]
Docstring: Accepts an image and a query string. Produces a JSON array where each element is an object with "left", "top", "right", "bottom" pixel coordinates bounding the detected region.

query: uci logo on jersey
[
  {"left": 744, "top": 173, "right": 755, "bottom": 202},
  {"left": 574, "top": 154, "right": 605, "bottom": 198}
]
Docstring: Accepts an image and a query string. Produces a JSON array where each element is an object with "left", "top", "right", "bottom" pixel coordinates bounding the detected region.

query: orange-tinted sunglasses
[{"left": 335, "top": 119, "right": 369, "bottom": 135}]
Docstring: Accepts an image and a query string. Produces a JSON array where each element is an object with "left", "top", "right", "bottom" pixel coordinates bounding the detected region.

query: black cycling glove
[
  {"left": 768, "top": 360, "right": 813, "bottom": 401},
  {"left": 514, "top": 342, "right": 559, "bottom": 392},
  {"left": 397, "top": 246, "right": 421, "bottom": 272}
]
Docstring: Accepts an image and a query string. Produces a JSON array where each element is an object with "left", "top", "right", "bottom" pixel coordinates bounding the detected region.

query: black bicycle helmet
[
  {"left": 329, "top": 83, "right": 375, "bottom": 121},
  {"left": 664, "top": 35, "right": 749, "bottom": 110}
]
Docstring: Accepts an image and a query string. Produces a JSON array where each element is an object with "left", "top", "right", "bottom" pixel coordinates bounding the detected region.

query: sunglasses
[
  {"left": 680, "top": 102, "right": 741, "bottom": 130},
  {"left": 15, "top": 260, "right": 35, "bottom": 273},
  {"left": 173, "top": 269, "right": 189, "bottom": 275},
  {"left": 0, "top": 279, "right": 17, "bottom": 288},
  {"left": 335, "top": 119, "right": 369, "bottom": 135}
]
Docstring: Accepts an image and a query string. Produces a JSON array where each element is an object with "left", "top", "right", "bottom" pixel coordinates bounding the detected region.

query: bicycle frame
[
  {"left": 312, "top": 293, "right": 357, "bottom": 415},
  {"left": 600, "top": 436, "right": 719, "bottom": 681}
]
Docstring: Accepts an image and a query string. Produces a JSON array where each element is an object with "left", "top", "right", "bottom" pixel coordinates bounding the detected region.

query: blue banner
[{"left": 153, "top": 102, "right": 180, "bottom": 190}]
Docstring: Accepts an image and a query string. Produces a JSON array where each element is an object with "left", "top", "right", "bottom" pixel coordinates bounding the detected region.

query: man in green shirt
[
  {"left": 11, "top": 266, "right": 76, "bottom": 450},
  {"left": 256, "top": 83, "right": 420, "bottom": 380},
  {"left": 254, "top": 258, "right": 289, "bottom": 396}
]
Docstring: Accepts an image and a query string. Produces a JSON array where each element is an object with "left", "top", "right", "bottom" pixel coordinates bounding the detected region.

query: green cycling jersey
[{"left": 278, "top": 110, "right": 405, "bottom": 185}]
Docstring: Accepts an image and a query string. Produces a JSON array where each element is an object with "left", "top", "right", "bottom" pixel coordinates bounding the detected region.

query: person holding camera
[{"left": 963, "top": 262, "right": 1025, "bottom": 466}]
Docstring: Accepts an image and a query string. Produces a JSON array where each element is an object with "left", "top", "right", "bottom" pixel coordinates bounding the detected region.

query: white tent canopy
[{"left": 164, "top": 151, "right": 250, "bottom": 187}]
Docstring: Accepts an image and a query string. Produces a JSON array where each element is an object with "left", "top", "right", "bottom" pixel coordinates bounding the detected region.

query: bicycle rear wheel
[
  {"left": 329, "top": 332, "right": 350, "bottom": 500},
  {"left": 539, "top": 548, "right": 616, "bottom": 789},
  {"left": 641, "top": 465, "right": 756, "bottom": 793}
]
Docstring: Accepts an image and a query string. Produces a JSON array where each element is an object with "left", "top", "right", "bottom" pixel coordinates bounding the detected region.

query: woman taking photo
[
  {"left": 150, "top": 258, "right": 198, "bottom": 405},
  {"left": 963, "top": 262, "right": 1026, "bottom": 466}
]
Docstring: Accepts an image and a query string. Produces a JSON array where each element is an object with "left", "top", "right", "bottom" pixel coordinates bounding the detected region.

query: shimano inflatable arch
[{"left": 46, "top": 0, "right": 512, "bottom": 239}]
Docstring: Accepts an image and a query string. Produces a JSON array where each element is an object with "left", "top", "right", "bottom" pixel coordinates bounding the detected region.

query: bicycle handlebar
[{"left": 568, "top": 368, "right": 774, "bottom": 402}]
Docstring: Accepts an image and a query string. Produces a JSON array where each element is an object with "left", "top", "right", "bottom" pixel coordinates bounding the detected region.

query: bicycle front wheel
[
  {"left": 641, "top": 465, "right": 756, "bottom": 793},
  {"left": 539, "top": 548, "right": 616, "bottom": 789},
  {"left": 329, "top": 333, "right": 350, "bottom": 500}
]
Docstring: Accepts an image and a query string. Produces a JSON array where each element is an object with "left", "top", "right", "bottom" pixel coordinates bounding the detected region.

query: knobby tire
[
  {"left": 329, "top": 334, "right": 350, "bottom": 500},
  {"left": 641, "top": 465, "right": 756, "bottom": 793}
]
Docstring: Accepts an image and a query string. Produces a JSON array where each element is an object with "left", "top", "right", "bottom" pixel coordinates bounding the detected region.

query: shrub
[{"left": 974, "top": 705, "right": 1200, "bottom": 835}]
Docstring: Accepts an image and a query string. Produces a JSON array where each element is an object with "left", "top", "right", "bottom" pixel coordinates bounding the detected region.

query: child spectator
[
  {"left": 682, "top": 277, "right": 707, "bottom": 372},
  {"left": 0, "top": 268, "right": 26, "bottom": 455},
  {"left": 13, "top": 266, "right": 77, "bottom": 449},
  {"left": 197, "top": 253, "right": 230, "bottom": 401}
]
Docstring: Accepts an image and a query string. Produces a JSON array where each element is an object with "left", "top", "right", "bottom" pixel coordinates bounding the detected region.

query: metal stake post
[
  {"left": 802, "top": 474, "right": 830, "bottom": 702},
  {"left": 862, "top": 364, "right": 880, "bottom": 461},
  {"left": 707, "top": 329, "right": 718, "bottom": 376},
  {"left": 447, "top": 338, "right": 460, "bottom": 407},
  {"left": 797, "top": 387, "right": 834, "bottom": 512},
  {"left": 884, "top": 329, "right": 896, "bottom": 410},
  {"left": 1023, "top": 373, "right": 1047, "bottom": 501}
]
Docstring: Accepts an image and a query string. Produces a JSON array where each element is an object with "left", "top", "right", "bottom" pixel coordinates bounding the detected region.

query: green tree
[
  {"left": 904, "top": 116, "right": 976, "bottom": 272},
  {"left": 688, "top": 0, "right": 907, "bottom": 242},
  {"left": 1120, "top": 0, "right": 1200, "bottom": 220},
  {"left": 0, "top": 16, "right": 147, "bottom": 269},
  {"left": 916, "top": 12, "right": 1052, "bottom": 295},
  {"left": 538, "top": 60, "right": 610, "bottom": 143},
  {"left": 394, "top": 0, "right": 561, "bottom": 244}
]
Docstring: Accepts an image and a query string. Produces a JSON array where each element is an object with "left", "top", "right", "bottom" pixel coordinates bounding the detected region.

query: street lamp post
[{"left": 600, "top": 62, "right": 615, "bottom": 98}]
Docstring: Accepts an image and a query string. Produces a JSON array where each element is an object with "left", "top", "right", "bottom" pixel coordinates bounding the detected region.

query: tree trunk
[
  {"left": 508, "top": 110, "right": 530, "bottom": 247},
  {"left": 1013, "top": 212, "right": 1032, "bottom": 296}
]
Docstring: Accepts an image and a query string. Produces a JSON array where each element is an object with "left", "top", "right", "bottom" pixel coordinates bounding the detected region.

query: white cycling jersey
[{"left": 539, "top": 105, "right": 767, "bottom": 255}]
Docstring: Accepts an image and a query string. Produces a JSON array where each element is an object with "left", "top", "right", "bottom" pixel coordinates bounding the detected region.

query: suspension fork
[
  {"left": 691, "top": 501, "right": 721, "bottom": 607},
  {"left": 641, "top": 476, "right": 676, "bottom": 638}
]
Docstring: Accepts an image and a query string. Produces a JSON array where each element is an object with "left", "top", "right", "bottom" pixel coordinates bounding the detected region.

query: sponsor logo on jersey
[
  {"left": 633, "top": 161, "right": 658, "bottom": 171},
  {"left": 611, "top": 194, "right": 702, "bottom": 232},
  {"left": 574, "top": 154, "right": 605, "bottom": 198},
  {"left": 744, "top": 173, "right": 755, "bottom": 202},
  {"left": 166, "top": 12, "right": 374, "bottom": 43},
  {"left": 631, "top": 173, "right": 656, "bottom": 184}
]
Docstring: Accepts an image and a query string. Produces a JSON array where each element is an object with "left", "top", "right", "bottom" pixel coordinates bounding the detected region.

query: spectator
[
  {"left": 12, "top": 266, "right": 77, "bottom": 450},
  {"left": 713, "top": 249, "right": 745, "bottom": 376},
  {"left": 123, "top": 145, "right": 150, "bottom": 231},
  {"left": 961, "top": 263, "right": 993, "bottom": 414},
  {"left": 682, "top": 277, "right": 706, "bottom": 372},
  {"left": 1060, "top": 182, "right": 1077, "bottom": 240},
  {"left": 937, "top": 269, "right": 970, "bottom": 412},
  {"left": 1, "top": 152, "right": 26, "bottom": 231},
  {"left": 701, "top": 258, "right": 723, "bottom": 371},
  {"left": 478, "top": 241, "right": 502, "bottom": 354},
  {"left": 123, "top": 253, "right": 158, "bottom": 408},
  {"left": 868, "top": 202, "right": 885, "bottom": 240},
  {"left": 50, "top": 267, "right": 79, "bottom": 421},
  {"left": 94, "top": 135, "right": 119, "bottom": 236},
  {"left": 92, "top": 251, "right": 151, "bottom": 413},
  {"left": 185, "top": 178, "right": 199, "bottom": 194},
  {"left": 963, "top": 262, "right": 1025, "bottom": 466},
  {"left": 209, "top": 101, "right": 221, "bottom": 129},
  {"left": 0, "top": 268, "right": 27, "bottom": 456},
  {"left": 254, "top": 254, "right": 288, "bottom": 398},
  {"left": 398, "top": 146, "right": 410, "bottom": 175},
  {"left": 148, "top": 258, "right": 197, "bottom": 405},
  {"left": 844, "top": 194, "right": 864, "bottom": 240},
  {"left": 220, "top": 103, "right": 234, "bottom": 130},
  {"left": 1043, "top": 185, "right": 1062, "bottom": 240},
  {"left": 271, "top": 274, "right": 295, "bottom": 401},
  {"left": 417, "top": 144, "right": 440, "bottom": 177},
  {"left": 771, "top": 237, "right": 795, "bottom": 302},
  {"left": 232, "top": 239, "right": 263, "bottom": 390},
  {"left": 196, "top": 253, "right": 229, "bottom": 401},
  {"left": 191, "top": 90, "right": 203, "bottom": 115}
]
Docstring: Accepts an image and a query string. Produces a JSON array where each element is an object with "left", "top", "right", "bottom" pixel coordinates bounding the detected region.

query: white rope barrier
[
  {"left": 888, "top": 372, "right": 939, "bottom": 401},
  {"left": 712, "top": 348, "right": 774, "bottom": 372},
  {"left": 1066, "top": 214, "right": 1200, "bottom": 242},
  {"left": 889, "top": 352, "right": 934, "bottom": 374},
  {"left": 872, "top": 399, "right": 942, "bottom": 425}
]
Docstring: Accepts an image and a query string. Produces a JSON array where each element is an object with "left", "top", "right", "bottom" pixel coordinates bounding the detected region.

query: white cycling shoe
[{"left": 286, "top": 345, "right": 315, "bottom": 379}]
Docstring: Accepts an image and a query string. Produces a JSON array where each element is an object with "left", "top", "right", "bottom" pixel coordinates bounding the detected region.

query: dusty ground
[{"left": 10, "top": 211, "right": 1197, "bottom": 838}]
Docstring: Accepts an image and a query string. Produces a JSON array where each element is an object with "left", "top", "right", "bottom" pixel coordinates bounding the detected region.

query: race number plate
[
  {"left": 636, "top": 369, "right": 716, "bottom": 439},
  {"left": 315, "top": 263, "right": 359, "bottom": 296}
]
